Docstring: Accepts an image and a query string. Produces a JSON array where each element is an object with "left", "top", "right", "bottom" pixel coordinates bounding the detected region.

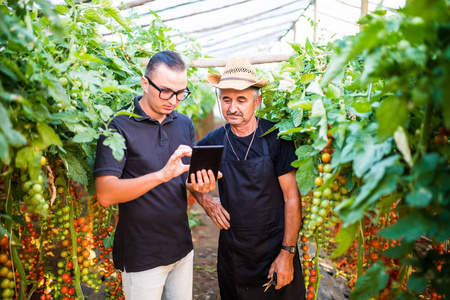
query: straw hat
[{"left": 205, "top": 58, "right": 269, "bottom": 90}]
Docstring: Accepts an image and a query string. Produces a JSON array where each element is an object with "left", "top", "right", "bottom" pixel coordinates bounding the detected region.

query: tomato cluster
[
  {"left": 301, "top": 139, "right": 349, "bottom": 243},
  {"left": 0, "top": 235, "right": 14, "bottom": 299},
  {"left": 0, "top": 158, "right": 126, "bottom": 300}
]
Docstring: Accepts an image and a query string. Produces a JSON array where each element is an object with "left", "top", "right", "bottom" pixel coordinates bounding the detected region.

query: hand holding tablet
[{"left": 187, "top": 145, "right": 224, "bottom": 184}]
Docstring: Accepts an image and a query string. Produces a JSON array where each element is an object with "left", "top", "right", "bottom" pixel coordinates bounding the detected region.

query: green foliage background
[
  {"left": 0, "top": 0, "right": 449, "bottom": 298},
  {"left": 260, "top": 0, "right": 450, "bottom": 298}
]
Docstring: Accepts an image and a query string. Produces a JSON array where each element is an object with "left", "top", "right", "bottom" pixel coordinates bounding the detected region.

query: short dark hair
[{"left": 145, "top": 50, "right": 187, "bottom": 78}]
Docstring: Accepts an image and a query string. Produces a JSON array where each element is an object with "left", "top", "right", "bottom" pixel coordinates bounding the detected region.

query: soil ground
[{"left": 191, "top": 202, "right": 221, "bottom": 299}]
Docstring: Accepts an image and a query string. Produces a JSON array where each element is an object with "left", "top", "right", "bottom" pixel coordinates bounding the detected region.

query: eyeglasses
[{"left": 145, "top": 76, "right": 191, "bottom": 101}]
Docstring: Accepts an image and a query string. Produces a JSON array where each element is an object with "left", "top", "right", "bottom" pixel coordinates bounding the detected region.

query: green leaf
[
  {"left": 30, "top": 103, "right": 52, "bottom": 121},
  {"left": 350, "top": 260, "right": 389, "bottom": 300},
  {"left": 326, "top": 83, "right": 341, "bottom": 99},
  {"left": 103, "top": 132, "right": 126, "bottom": 162},
  {"left": 291, "top": 109, "right": 303, "bottom": 127},
  {"left": 83, "top": 8, "right": 108, "bottom": 24},
  {"left": 95, "top": 105, "right": 114, "bottom": 122},
  {"left": 288, "top": 100, "right": 313, "bottom": 111},
  {"left": 305, "top": 81, "right": 323, "bottom": 95},
  {"left": 406, "top": 272, "right": 428, "bottom": 293},
  {"left": 294, "top": 156, "right": 316, "bottom": 195},
  {"left": 382, "top": 241, "right": 414, "bottom": 259},
  {"left": 393, "top": 126, "right": 413, "bottom": 167},
  {"left": 103, "top": 6, "right": 131, "bottom": 32},
  {"left": 103, "top": 234, "right": 114, "bottom": 248},
  {"left": 294, "top": 145, "right": 317, "bottom": 160},
  {"left": 405, "top": 186, "right": 432, "bottom": 207},
  {"left": 395, "top": 292, "right": 421, "bottom": 300},
  {"left": 102, "top": 85, "right": 136, "bottom": 93},
  {"left": 376, "top": 96, "right": 409, "bottom": 141},
  {"left": 55, "top": 4, "right": 70, "bottom": 15},
  {"left": 74, "top": 52, "right": 105, "bottom": 64},
  {"left": 0, "top": 133, "right": 8, "bottom": 161},
  {"left": 310, "top": 99, "right": 328, "bottom": 151},
  {"left": 59, "top": 150, "right": 88, "bottom": 185},
  {"left": 293, "top": 54, "right": 305, "bottom": 72},
  {"left": 72, "top": 128, "right": 99, "bottom": 143},
  {"left": 36, "top": 122, "right": 62, "bottom": 147},
  {"left": 15, "top": 147, "right": 34, "bottom": 168},
  {"left": 0, "top": 103, "right": 27, "bottom": 147},
  {"left": 379, "top": 210, "right": 436, "bottom": 242},
  {"left": 300, "top": 74, "right": 316, "bottom": 84},
  {"left": 331, "top": 221, "right": 358, "bottom": 258},
  {"left": 353, "top": 97, "right": 372, "bottom": 113}
]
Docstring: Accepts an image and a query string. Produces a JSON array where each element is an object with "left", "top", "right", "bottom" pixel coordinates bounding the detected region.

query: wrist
[{"left": 281, "top": 245, "right": 297, "bottom": 255}]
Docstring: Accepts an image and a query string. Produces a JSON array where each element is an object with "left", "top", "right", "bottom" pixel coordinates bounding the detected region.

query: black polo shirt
[
  {"left": 94, "top": 96, "right": 196, "bottom": 272},
  {"left": 197, "top": 118, "right": 297, "bottom": 177}
]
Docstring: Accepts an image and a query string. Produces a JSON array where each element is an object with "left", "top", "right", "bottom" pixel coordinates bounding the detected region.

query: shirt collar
[{"left": 132, "top": 95, "right": 178, "bottom": 123}]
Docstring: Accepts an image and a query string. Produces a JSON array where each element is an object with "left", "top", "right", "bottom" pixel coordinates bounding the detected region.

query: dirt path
[{"left": 191, "top": 202, "right": 221, "bottom": 300}]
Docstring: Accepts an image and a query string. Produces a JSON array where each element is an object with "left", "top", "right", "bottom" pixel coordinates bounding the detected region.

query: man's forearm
[
  {"left": 282, "top": 196, "right": 301, "bottom": 247},
  {"left": 95, "top": 173, "right": 166, "bottom": 207}
]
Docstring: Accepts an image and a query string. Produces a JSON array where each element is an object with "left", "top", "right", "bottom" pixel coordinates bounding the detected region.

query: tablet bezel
[{"left": 187, "top": 145, "right": 224, "bottom": 183}]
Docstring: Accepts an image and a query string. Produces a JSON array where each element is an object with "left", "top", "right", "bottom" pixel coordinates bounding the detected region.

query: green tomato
[
  {"left": 312, "top": 197, "right": 321, "bottom": 206},
  {"left": 340, "top": 186, "right": 348, "bottom": 195},
  {"left": 322, "top": 188, "right": 332, "bottom": 199},
  {"left": 320, "top": 200, "right": 330, "bottom": 209},
  {"left": 22, "top": 181, "right": 33, "bottom": 193},
  {"left": 323, "top": 173, "right": 333, "bottom": 181},
  {"left": 31, "top": 193, "right": 43, "bottom": 204},
  {"left": 59, "top": 77, "right": 68, "bottom": 86},
  {"left": 332, "top": 192, "right": 341, "bottom": 201},
  {"left": 32, "top": 184, "right": 42, "bottom": 193},
  {"left": 1, "top": 278, "right": 10, "bottom": 289},
  {"left": 318, "top": 208, "right": 328, "bottom": 217},
  {"left": 310, "top": 206, "right": 319, "bottom": 214},
  {"left": 323, "top": 164, "right": 332, "bottom": 173},
  {"left": 0, "top": 266, "right": 9, "bottom": 277},
  {"left": 313, "top": 190, "right": 322, "bottom": 198}
]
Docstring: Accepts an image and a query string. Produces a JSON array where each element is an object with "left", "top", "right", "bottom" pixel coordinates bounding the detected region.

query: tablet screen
[{"left": 187, "top": 145, "right": 224, "bottom": 183}]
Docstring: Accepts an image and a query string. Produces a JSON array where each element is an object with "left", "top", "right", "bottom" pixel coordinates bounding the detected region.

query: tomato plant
[
  {"left": 261, "top": 0, "right": 449, "bottom": 299},
  {"left": 0, "top": 0, "right": 212, "bottom": 298}
]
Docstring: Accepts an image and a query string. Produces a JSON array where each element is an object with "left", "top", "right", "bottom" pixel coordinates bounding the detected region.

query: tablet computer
[{"left": 187, "top": 145, "right": 224, "bottom": 183}]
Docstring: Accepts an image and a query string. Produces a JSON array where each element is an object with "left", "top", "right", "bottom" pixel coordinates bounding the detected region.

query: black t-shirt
[
  {"left": 197, "top": 118, "right": 297, "bottom": 177},
  {"left": 93, "top": 96, "right": 196, "bottom": 272}
]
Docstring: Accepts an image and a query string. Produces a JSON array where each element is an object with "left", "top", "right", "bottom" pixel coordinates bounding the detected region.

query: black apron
[{"left": 217, "top": 125, "right": 306, "bottom": 300}]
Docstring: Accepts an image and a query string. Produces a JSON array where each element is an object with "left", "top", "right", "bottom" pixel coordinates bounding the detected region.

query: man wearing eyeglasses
[{"left": 94, "top": 50, "right": 217, "bottom": 300}]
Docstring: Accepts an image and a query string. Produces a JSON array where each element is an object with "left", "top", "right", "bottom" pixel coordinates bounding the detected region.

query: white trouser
[{"left": 122, "top": 250, "right": 194, "bottom": 300}]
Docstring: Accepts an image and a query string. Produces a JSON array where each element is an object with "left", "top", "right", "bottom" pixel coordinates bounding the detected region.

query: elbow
[{"left": 95, "top": 190, "right": 111, "bottom": 208}]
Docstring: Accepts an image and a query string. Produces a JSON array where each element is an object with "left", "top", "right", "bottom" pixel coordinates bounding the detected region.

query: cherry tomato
[{"left": 322, "top": 153, "right": 331, "bottom": 163}]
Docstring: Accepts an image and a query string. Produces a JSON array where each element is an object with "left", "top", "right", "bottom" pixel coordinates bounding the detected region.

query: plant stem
[
  {"left": 4, "top": 172, "right": 27, "bottom": 299},
  {"left": 417, "top": 101, "right": 433, "bottom": 159},
  {"left": 69, "top": 195, "right": 84, "bottom": 299},
  {"left": 313, "top": 234, "right": 322, "bottom": 300},
  {"left": 356, "top": 220, "right": 365, "bottom": 278}
]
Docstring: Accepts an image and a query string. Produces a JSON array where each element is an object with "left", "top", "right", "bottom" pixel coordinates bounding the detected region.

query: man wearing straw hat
[{"left": 194, "top": 58, "right": 306, "bottom": 299}]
